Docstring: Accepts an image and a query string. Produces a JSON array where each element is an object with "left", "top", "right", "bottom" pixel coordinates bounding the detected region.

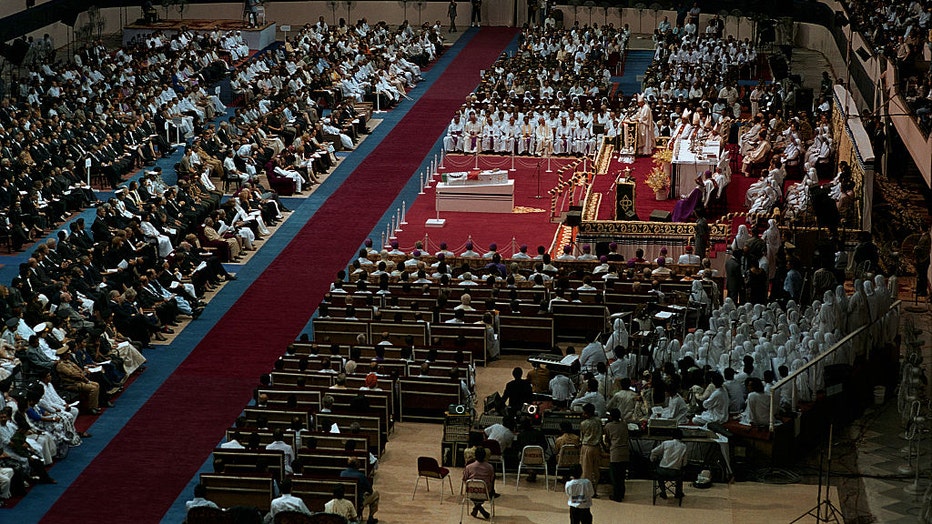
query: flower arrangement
[
  {"left": 646, "top": 149, "right": 672, "bottom": 194},
  {"left": 645, "top": 165, "right": 669, "bottom": 193},
  {"left": 652, "top": 148, "right": 673, "bottom": 165}
]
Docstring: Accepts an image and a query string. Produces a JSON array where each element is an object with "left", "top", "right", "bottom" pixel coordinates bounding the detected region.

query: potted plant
[
  {"left": 645, "top": 165, "right": 669, "bottom": 200},
  {"left": 646, "top": 149, "right": 672, "bottom": 200}
]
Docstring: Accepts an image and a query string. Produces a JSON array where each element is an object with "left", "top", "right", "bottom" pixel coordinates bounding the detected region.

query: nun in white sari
[{"left": 605, "top": 314, "right": 629, "bottom": 355}]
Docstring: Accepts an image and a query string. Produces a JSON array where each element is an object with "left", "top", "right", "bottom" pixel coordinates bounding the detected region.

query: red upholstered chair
[
  {"left": 265, "top": 164, "right": 297, "bottom": 196},
  {"left": 412, "top": 456, "right": 454, "bottom": 504},
  {"left": 197, "top": 226, "right": 232, "bottom": 262}
]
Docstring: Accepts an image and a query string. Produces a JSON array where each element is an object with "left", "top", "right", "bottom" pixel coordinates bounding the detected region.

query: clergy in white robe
[
  {"left": 443, "top": 114, "right": 465, "bottom": 152},
  {"left": 518, "top": 120, "right": 535, "bottom": 155},
  {"left": 496, "top": 118, "right": 516, "bottom": 153},
  {"left": 634, "top": 96, "right": 656, "bottom": 155},
  {"left": 480, "top": 116, "right": 498, "bottom": 152},
  {"left": 534, "top": 117, "right": 553, "bottom": 156},
  {"left": 140, "top": 217, "right": 173, "bottom": 257},
  {"left": 553, "top": 117, "right": 573, "bottom": 155},
  {"left": 463, "top": 113, "right": 483, "bottom": 154},
  {"left": 573, "top": 122, "right": 595, "bottom": 155}
]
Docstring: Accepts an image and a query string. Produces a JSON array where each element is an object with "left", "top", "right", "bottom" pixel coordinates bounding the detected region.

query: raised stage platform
[
  {"left": 394, "top": 148, "right": 747, "bottom": 265},
  {"left": 122, "top": 19, "right": 276, "bottom": 50}
]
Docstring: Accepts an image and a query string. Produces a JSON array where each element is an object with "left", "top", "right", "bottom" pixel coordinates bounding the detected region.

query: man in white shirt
[
  {"left": 677, "top": 245, "right": 701, "bottom": 265},
  {"left": 549, "top": 372, "right": 577, "bottom": 408},
  {"left": 220, "top": 432, "right": 246, "bottom": 449},
  {"left": 186, "top": 483, "right": 221, "bottom": 513},
  {"left": 484, "top": 419, "right": 516, "bottom": 450},
  {"left": 650, "top": 433, "right": 687, "bottom": 498},
  {"left": 324, "top": 484, "right": 358, "bottom": 521},
  {"left": 571, "top": 378, "right": 607, "bottom": 417},
  {"left": 265, "top": 429, "right": 295, "bottom": 474},
  {"left": 692, "top": 373, "right": 730, "bottom": 425},
  {"left": 578, "top": 334, "right": 606, "bottom": 374},
  {"left": 266, "top": 479, "right": 312, "bottom": 522}
]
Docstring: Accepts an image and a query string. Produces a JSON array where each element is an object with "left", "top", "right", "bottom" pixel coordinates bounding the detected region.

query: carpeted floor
[
  {"left": 394, "top": 155, "right": 578, "bottom": 256},
  {"left": 393, "top": 150, "right": 758, "bottom": 259},
  {"left": 37, "top": 28, "right": 518, "bottom": 524},
  {"left": 613, "top": 50, "right": 654, "bottom": 97}
]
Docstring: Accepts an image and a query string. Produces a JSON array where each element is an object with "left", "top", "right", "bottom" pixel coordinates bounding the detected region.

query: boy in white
[{"left": 565, "top": 464, "right": 595, "bottom": 523}]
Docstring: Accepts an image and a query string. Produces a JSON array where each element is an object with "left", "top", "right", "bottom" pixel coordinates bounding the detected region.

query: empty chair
[
  {"left": 515, "top": 445, "right": 549, "bottom": 489},
  {"left": 551, "top": 444, "right": 580, "bottom": 491},
  {"left": 482, "top": 439, "right": 507, "bottom": 483},
  {"left": 412, "top": 456, "right": 454, "bottom": 504}
]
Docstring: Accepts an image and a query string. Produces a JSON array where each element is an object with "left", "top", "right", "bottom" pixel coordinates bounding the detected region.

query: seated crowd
[
  {"left": 843, "top": 0, "right": 932, "bottom": 132},
  {"left": 0, "top": 12, "right": 434, "bottom": 505},
  {"left": 637, "top": 17, "right": 855, "bottom": 224},
  {"left": 443, "top": 22, "right": 629, "bottom": 156}
]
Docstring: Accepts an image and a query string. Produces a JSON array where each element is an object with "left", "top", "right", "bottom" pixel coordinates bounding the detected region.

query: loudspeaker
[
  {"left": 757, "top": 19, "right": 776, "bottom": 44},
  {"left": 809, "top": 185, "right": 840, "bottom": 230},
  {"left": 650, "top": 210, "right": 671, "bottom": 222},
  {"left": 769, "top": 54, "right": 788, "bottom": 80},
  {"left": 1, "top": 39, "right": 28, "bottom": 66},
  {"left": 564, "top": 210, "right": 581, "bottom": 227},
  {"left": 794, "top": 87, "right": 813, "bottom": 112}
]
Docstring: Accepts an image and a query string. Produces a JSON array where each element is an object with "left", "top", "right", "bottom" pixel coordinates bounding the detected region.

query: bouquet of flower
[
  {"left": 646, "top": 149, "right": 672, "bottom": 194},
  {"left": 652, "top": 148, "right": 673, "bottom": 165},
  {"left": 645, "top": 165, "right": 669, "bottom": 193}
]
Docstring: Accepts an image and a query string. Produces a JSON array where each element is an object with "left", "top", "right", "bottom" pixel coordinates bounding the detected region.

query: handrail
[{"left": 767, "top": 299, "right": 902, "bottom": 431}]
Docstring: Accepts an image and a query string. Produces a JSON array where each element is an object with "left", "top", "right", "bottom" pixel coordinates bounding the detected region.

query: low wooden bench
[
  {"left": 200, "top": 473, "right": 274, "bottom": 511},
  {"left": 313, "top": 318, "right": 369, "bottom": 345},
  {"left": 551, "top": 302, "right": 608, "bottom": 341},
  {"left": 499, "top": 314, "right": 554, "bottom": 350},
  {"left": 430, "top": 324, "right": 488, "bottom": 365},
  {"left": 224, "top": 429, "right": 297, "bottom": 450},
  {"left": 298, "top": 431, "right": 369, "bottom": 453},
  {"left": 211, "top": 448, "right": 286, "bottom": 482},
  {"left": 398, "top": 377, "right": 463, "bottom": 423},
  {"left": 292, "top": 476, "right": 360, "bottom": 513},
  {"left": 242, "top": 408, "right": 311, "bottom": 432},
  {"left": 296, "top": 450, "right": 370, "bottom": 477},
  {"left": 317, "top": 412, "right": 384, "bottom": 454},
  {"left": 261, "top": 377, "right": 395, "bottom": 436}
]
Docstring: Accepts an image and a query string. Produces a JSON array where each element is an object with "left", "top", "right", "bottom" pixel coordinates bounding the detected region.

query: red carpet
[
  {"left": 395, "top": 155, "right": 578, "bottom": 255},
  {"left": 395, "top": 150, "right": 757, "bottom": 257},
  {"left": 40, "top": 28, "right": 518, "bottom": 524}
]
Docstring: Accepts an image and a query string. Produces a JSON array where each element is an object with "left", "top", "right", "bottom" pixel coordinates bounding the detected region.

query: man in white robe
[
  {"left": 534, "top": 117, "right": 553, "bottom": 156},
  {"left": 634, "top": 96, "right": 655, "bottom": 156},
  {"left": 463, "top": 112, "right": 483, "bottom": 154},
  {"left": 443, "top": 113, "right": 465, "bottom": 152}
]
